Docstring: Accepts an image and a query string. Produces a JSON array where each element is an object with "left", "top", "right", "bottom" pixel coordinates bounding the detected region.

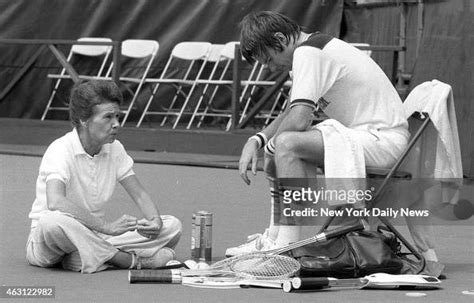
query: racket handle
[
  {"left": 283, "top": 277, "right": 332, "bottom": 292},
  {"left": 284, "top": 277, "right": 368, "bottom": 292},
  {"left": 321, "top": 222, "right": 364, "bottom": 241},
  {"left": 128, "top": 270, "right": 182, "bottom": 284}
]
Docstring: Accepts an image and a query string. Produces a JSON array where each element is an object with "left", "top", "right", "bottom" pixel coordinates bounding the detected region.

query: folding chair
[
  {"left": 185, "top": 42, "right": 246, "bottom": 129},
  {"left": 180, "top": 41, "right": 287, "bottom": 130},
  {"left": 104, "top": 39, "right": 159, "bottom": 126},
  {"left": 193, "top": 41, "right": 264, "bottom": 130},
  {"left": 253, "top": 80, "right": 291, "bottom": 127},
  {"left": 41, "top": 37, "right": 113, "bottom": 120},
  {"left": 185, "top": 43, "right": 227, "bottom": 129},
  {"left": 136, "top": 41, "right": 212, "bottom": 128},
  {"left": 319, "top": 80, "right": 462, "bottom": 276},
  {"left": 237, "top": 62, "right": 278, "bottom": 126},
  {"left": 316, "top": 118, "right": 430, "bottom": 273},
  {"left": 320, "top": 100, "right": 431, "bottom": 276}
]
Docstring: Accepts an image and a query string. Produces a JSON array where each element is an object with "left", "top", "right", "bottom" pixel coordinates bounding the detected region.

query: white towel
[
  {"left": 401, "top": 80, "right": 464, "bottom": 218},
  {"left": 402, "top": 79, "right": 463, "bottom": 180}
]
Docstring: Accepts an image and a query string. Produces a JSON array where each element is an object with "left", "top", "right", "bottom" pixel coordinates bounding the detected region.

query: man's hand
[
  {"left": 136, "top": 217, "right": 163, "bottom": 239},
  {"left": 104, "top": 214, "right": 139, "bottom": 236},
  {"left": 239, "top": 139, "right": 260, "bottom": 185}
]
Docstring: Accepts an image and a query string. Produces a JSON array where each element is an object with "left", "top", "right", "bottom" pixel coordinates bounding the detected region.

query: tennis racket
[
  {"left": 129, "top": 254, "right": 300, "bottom": 283},
  {"left": 283, "top": 276, "right": 369, "bottom": 292},
  {"left": 282, "top": 274, "right": 441, "bottom": 292},
  {"left": 129, "top": 222, "right": 364, "bottom": 287},
  {"left": 181, "top": 276, "right": 287, "bottom": 289}
]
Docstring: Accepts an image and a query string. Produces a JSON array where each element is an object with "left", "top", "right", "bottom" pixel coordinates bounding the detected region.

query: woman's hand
[
  {"left": 136, "top": 217, "right": 163, "bottom": 239},
  {"left": 239, "top": 139, "right": 260, "bottom": 185},
  {"left": 104, "top": 214, "right": 139, "bottom": 236}
]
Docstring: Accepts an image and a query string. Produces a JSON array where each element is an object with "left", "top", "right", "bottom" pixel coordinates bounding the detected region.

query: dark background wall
[
  {"left": 0, "top": 0, "right": 472, "bottom": 176},
  {"left": 0, "top": 0, "right": 343, "bottom": 118},
  {"left": 344, "top": 1, "right": 474, "bottom": 177}
]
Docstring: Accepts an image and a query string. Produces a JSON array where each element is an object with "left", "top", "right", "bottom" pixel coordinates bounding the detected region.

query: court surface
[{"left": 1, "top": 153, "right": 473, "bottom": 302}]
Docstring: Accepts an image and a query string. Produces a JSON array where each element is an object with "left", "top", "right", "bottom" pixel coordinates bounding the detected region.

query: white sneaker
[
  {"left": 136, "top": 247, "right": 176, "bottom": 269},
  {"left": 225, "top": 229, "right": 276, "bottom": 257},
  {"left": 422, "top": 249, "right": 439, "bottom": 262}
]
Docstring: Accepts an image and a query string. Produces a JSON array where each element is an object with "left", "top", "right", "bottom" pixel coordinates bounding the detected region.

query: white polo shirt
[
  {"left": 290, "top": 33, "right": 408, "bottom": 136},
  {"left": 29, "top": 128, "right": 134, "bottom": 228}
]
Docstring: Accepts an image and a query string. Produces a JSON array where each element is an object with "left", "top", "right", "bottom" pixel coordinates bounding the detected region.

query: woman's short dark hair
[
  {"left": 69, "top": 80, "right": 123, "bottom": 127},
  {"left": 240, "top": 11, "right": 301, "bottom": 64}
]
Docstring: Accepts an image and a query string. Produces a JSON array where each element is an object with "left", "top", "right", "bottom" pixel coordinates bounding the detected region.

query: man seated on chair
[
  {"left": 26, "top": 80, "right": 182, "bottom": 273},
  {"left": 226, "top": 11, "right": 412, "bottom": 257}
]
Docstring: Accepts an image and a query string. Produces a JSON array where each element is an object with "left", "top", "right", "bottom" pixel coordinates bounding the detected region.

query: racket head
[{"left": 213, "top": 253, "right": 300, "bottom": 280}]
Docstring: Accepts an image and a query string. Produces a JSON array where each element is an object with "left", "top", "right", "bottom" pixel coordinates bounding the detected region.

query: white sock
[
  {"left": 422, "top": 249, "right": 439, "bottom": 262},
  {"left": 129, "top": 252, "right": 138, "bottom": 269},
  {"left": 274, "top": 225, "right": 301, "bottom": 247},
  {"left": 267, "top": 179, "right": 280, "bottom": 240},
  {"left": 268, "top": 198, "right": 280, "bottom": 240}
]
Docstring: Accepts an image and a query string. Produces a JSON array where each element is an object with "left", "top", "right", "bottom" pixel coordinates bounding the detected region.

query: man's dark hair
[{"left": 240, "top": 11, "right": 301, "bottom": 64}]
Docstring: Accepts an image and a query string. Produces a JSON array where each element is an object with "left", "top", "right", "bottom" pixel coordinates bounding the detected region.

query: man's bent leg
[
  {"left": 274, "top": 130, "right": 324, "bottom": 177},
  {"left": 273, "top": 130, "right": 325, "bottom": 246}
]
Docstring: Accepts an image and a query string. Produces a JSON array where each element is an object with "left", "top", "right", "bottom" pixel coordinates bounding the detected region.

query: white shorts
[{"left": 349, "top": 127, "right": 409, "bottom": 168}]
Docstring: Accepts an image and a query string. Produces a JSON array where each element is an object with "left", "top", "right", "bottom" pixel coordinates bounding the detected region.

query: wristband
[
  {"left": 247, "top": 132, "right": 268, "bottom": 149},
  {"left": 264, "top": 137, "right": 276, "bottom": 156}
]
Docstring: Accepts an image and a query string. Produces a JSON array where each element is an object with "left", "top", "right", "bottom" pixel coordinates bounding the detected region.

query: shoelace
[
  {"left": 246, "top": 232, "right": 263, "bottom": 242},
  {"left": 243, "top": 231, "right": 274, "bottom": 250}
]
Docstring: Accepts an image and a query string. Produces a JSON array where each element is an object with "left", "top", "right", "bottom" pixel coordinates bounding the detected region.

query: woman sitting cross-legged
[{"left": 26, "top": 80, "right": 182, "bottom": 273}]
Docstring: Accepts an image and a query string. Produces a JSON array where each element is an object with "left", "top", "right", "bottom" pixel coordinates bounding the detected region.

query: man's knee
[
  {"left": 273, "top": 130, "right": 324, "bottom": 168},
  {"left": 274, "top": 132, "right": 299, "bottom": 160}
]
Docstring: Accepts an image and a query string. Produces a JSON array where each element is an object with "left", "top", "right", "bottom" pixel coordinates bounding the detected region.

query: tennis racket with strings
[
  {"left": 282, "top": 273, "right": 441, "bottom": 292},
  {"left": 129, "top": 222, "right": 364, "bottom": 288}
]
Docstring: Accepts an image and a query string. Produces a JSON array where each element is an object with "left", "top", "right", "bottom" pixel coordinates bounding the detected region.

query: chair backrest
[
  {"left": 121, "top": 39, "right": 159, "bottom": 58},
  {"left": 171, "top": 42, "right": 212, "bottom": 60},
  {"left": 69, "top": 37, "right": 113, "bottom": 77},
  {"left": 207, "top": 44, "right": 225, "bottom": 62},
  {"left": 220, "top": 41, "right": 240, "bottom": 60},
  {"left": 71, "top": 37, "right": 113, "bottom": 57},
  {"left": 42, "top": 37, "right": 113, "bottom": 120},
  {"left": 114, "top": 40, "right": 160, "bottom": 126},
  {"left": 105, "top": 39, "right": 159, "bottom": 77},
  {"left": 153, "top": 41, "right": 212, "bottom": 81}
]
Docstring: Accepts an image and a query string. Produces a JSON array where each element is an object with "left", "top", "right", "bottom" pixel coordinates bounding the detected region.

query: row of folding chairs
[
  {"left": 141, "top": 41, "right": 293, "bottom": 130},
  {"left": 41, "top": 38, "right": 289, "bottom": 129},
  {"left": 41, "top": 38, "right": 372, "bottom": 129},
  {"left": 41, "top": 38, "right": 159, "bottom": 126}
]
